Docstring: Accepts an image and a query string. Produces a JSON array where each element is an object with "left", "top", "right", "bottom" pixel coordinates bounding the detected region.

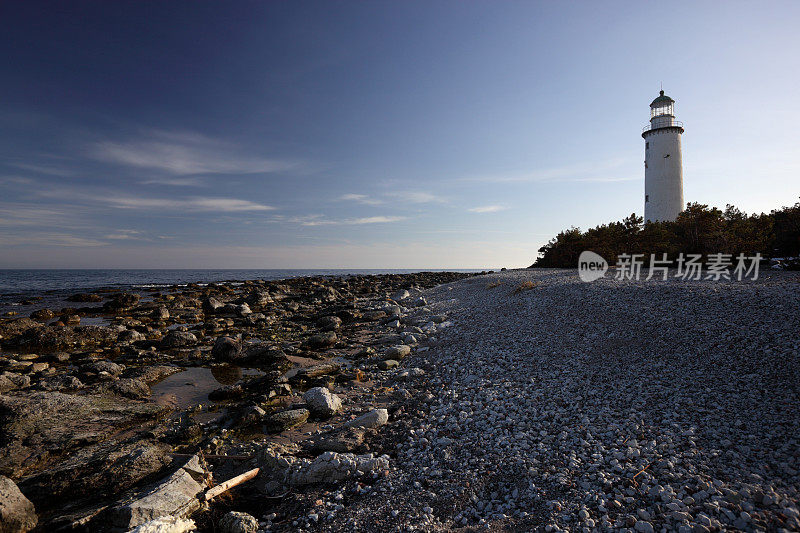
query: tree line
[{"left": 532, "top": 201, "right": 800, "bottom": 268}]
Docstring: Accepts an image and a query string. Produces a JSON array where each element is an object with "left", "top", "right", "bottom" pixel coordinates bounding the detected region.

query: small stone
[
  {"left": 218, "top": 510, "right": 259, "bottom": 533},
  {"left": 344, "top": 408, "right": 388, "bottom": 429},
  {"left": 385, "top": 345, "right": 411, "bottom": 359},
  {"left": 378, "top": 360, "right": 399, "bottom": 370},
  {"left": 303, "top": 387, "right": 343, "bottom": 417}
]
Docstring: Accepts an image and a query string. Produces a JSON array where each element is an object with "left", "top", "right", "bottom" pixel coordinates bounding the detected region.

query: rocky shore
[
  {"left": 0, "top": 271, "right": 473, "bottom": 532},
  {"left": 1, "top": 268, "right": 798, "bottom": 532}
]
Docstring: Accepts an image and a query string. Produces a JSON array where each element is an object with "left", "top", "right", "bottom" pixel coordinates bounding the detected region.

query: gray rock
[
  {"left": 378, "top": 359, "right": 400, "bottom": 370},
  {"left": 285, "top": 451, "right": 390, "bottom": 486},
  {"left": 202, "top": 297, "right": 224, "bottom": 314},
  {"left": 407, "top": 295, "right": 427, "bottom": 307},
  {"left": 218, "top": 511, "right": 259, "bottom": 533},
  {"left": 110, "top": 457, "right": 205, "bottom": 530},
  {"left": 344, "top": 408, "right": 388, "bottom": 429},
  {"left": 82, "top": 359, "right": 125, "bottom": 376},
  {"left": 246, "top": 290, "right": 272, "bottom": 307},
  {"left": 0, "top": 475, "right": 37, "bottom": 533},
  {"left": 104, "top": 378, "right": 150, "bottom": 399},
  {"left": 385, "top": 345, "right": 411, "bottom": 359},
  {"left": 37, "top": 374, "right": 83, "bottom": 391},
  {"left": 118, "top": 329, "right": 146, "bottom": 344},
  {"left": 303, "top": 387, "right": 342, "bottom": 417},
  {"left": 312, "top": 427, "right": 367, "bottom": 453},
  {"left": 391, "top": 289, "right": 410, "bottom": 302},
  {"left": 129, "top": 516, "right": 196, "bottom": 533},
  {"left": 265, "top": 408, "right": 309, "bottom": 432}
]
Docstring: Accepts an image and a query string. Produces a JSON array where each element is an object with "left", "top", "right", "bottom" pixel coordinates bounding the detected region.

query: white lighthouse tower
[{"left": 642, "top": 90, "right": 684, "bottom": 222}]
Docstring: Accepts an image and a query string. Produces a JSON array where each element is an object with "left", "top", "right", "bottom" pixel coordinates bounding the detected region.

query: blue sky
[{"left": 1, "top": 1, "right": 798, "bottom": 268}]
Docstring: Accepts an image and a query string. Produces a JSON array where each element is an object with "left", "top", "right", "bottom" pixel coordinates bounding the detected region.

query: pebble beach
[{"left": 0, "top": 269, "right": 797, "bottom": 532}]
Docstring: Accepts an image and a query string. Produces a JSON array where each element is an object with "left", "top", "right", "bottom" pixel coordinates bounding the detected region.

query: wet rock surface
[{"left": 0, "top": 271, "right": 470, "bottom": 530}]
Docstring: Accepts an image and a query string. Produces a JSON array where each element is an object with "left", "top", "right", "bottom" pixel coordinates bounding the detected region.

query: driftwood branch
[{"left": 202, "top": 467, "right": 260, "bottom": 502}]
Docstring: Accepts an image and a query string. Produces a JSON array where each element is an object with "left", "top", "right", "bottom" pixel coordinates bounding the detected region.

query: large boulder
[
  {"left": 29, "top": 309, "right": 55, "bottom": 321},
  {"left": 0, "top": 475, "right": 37, "bottom": 532},
  {"left": 316, "top": 316, "right": 342, "bottom": 331},
  {"left": 246, "top": 290, "right": 272, "bottom": 307},
  {"left": 303, "top": 387, "right": 342, "bottom": 418},
  {"left": 242, "top": 343, "right": 288, "bottom": 368},
  {"left": 202, "top": 297, "right": 224, "bottom": 314},
  {"left": 119, "top": 329, "right": 146, "bottom": 344},
  {"left": 103, "top": 292, "right": 140, "bottom": 311},
  {"left": 306, "top": 331, "right": 337, "bottom": 350},
  {"left": 211, "top": 336, "right": 241, "bottom": 362},
  {"left": 160, "top": 331, "right": 197, "bottom": 349},
  {"left": 151, "top": 307, "right": 170, "bottom": 321},
  {"left": 265, "top": 408, "right": 309, "bottom": 432},
  {"left": 314, "top": 286, "right": 342, "bottom": 303}
]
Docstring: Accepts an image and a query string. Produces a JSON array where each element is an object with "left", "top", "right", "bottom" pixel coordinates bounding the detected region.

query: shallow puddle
[{"left": 150, "top": 365, "right": 263, "bottom": 410}]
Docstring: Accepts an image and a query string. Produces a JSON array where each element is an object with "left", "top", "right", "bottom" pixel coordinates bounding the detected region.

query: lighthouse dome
[{"left": 650, "top": 90, "right": 675, "bottom": 107}]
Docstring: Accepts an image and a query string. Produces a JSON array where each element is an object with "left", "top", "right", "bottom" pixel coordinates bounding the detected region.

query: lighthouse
[{"left": 642, "top": 90, "right": 684, "bottom": 222}]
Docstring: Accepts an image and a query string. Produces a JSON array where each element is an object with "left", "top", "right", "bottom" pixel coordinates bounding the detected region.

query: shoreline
[
  {"left": 0, "top": 271, "right": 473, "bottom": 531},
  {"left": 0, "top": 269, "right": 797, "bottom": 531}
]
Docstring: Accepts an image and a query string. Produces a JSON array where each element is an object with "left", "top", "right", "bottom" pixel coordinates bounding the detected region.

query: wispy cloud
[
  {"left": 11, "top": 162, "right": 75, "bottom": 177},
  {"left": 0, "top": 232, "right": 108, "bottom": 247},
  {"left": 468, "top": 205, "right": 507, "bottom": 213},
  {"left": 338, "top": 193, "right": 384, "bottom": 206},
  {"left": 0, "top": 204, "right": 73, "bottom": 226},
  {"left": 459, "top": 158, "right": 634, "bottom": 184},
  {"left": 141, "top": 177, "right": 208, "bottom": 186},
  {"left": 107, "top": 196, "right": 275, "bottom": 212},
  {"left": 88, "top": 129, "right": 298, "bottom": 175},
  {"left": 290, "top": 214, "right": 406, "bottom": 226},
  {"left": 0, "top": 176, "right": 35, "bottom": 186},
  {"left": 105, "top": 229, "right": 143, "bottom": 240},
  {"left": 386, "top": 191, "right": 445, "bottom": 203},
  {"left": 339, "top": 191, "right": 446, "bottom": 205}
]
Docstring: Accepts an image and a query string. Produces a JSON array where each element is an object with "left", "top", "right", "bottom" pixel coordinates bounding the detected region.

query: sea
[{"left": 0, "top": 269, "right": 480, "bottom": 316}]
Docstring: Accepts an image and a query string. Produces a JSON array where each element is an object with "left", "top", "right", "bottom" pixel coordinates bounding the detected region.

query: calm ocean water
[
  {"left": 0, "top": 269, "right": 480, "bottom": 316},
  {"left": 0, "top": 269, "right": 478, "bottom": 295}
]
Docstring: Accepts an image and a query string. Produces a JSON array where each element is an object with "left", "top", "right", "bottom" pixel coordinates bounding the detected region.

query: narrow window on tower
[
  {"left": 645, "top": 195, "right": 649, "bottom": 203},
  {"left": 646, "top": 142, "right": 649, "bottom": 149}
]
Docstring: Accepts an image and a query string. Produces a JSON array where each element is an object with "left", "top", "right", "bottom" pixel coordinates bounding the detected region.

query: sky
[{"left": 1, "top": 1, "right": 799, "bottom": 269}]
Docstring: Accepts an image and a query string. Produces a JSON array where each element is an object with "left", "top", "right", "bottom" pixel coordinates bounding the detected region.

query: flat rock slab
[
  {"left": 109, "top": 457, "right": 205, "bottom": 530},
  {"left": 0, "top": 391, "right": 167, "bottom": 479}
]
